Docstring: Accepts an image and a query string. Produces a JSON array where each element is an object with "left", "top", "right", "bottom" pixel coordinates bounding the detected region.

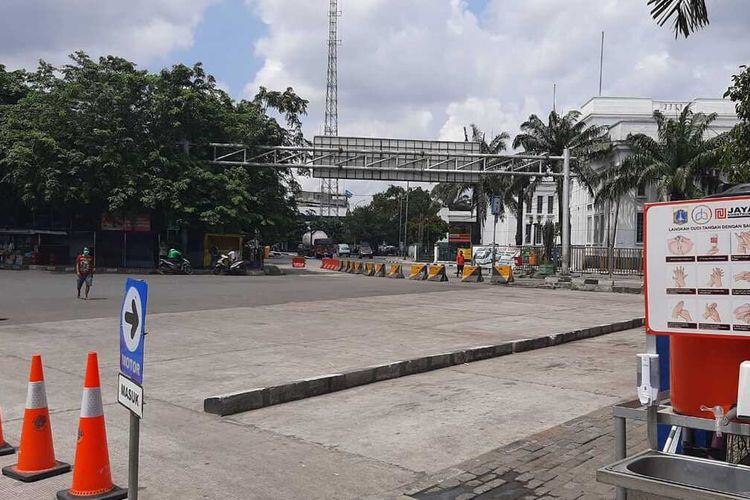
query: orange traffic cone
[
  {"left": 2, "top": 354, "right": 70, "bottom": 481},
  {"left": 57, "top": 352, "right": 127, "bottom": 500},
  {"left": 0, "top": 404, "right": 15, "bottom": 456}
]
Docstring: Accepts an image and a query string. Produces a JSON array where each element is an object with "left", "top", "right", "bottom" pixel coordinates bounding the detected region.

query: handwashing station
[{"left": 598, "top": 193, "right": 750, "bottom": 499}]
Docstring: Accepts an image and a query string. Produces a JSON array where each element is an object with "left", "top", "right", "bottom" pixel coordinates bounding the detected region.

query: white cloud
[
  {"left": 241, "top": 0, "right": 741, "bottom": 195},
  {"left": 0, "top": 0, "right": 218, "bottom": 70}
]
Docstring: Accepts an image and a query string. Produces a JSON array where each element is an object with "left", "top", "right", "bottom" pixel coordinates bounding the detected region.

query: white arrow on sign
[{"left": 121, "top": 286, "right": 143, "bottom": 352}]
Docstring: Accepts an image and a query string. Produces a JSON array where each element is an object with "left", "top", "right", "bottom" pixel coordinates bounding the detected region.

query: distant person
[
  {"left": 76, "top": 247, "right": 94, "bottom": 299},
  {"left": 456, "top": 250, "right": 465, "bottom": 278}
]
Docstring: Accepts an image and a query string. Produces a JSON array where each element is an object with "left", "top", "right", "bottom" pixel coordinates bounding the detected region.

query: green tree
[
  {"left": 608, "top": 106, "right": 726, "bottom": 202},
  {"left": 648, "top": 0, "right": 709, "bottom": 38},
  {"left": 431, "top": 125, "right": 511, "bottom": 243},
  {"left": 340, "top": 186, "right": 446, "bottom": 250},
  {"left": 724, "top": 65, "right": 750, "bottom": 182},
  {"left": 0, "top": 52, "right": 308, "bottom": 248},
  {"left": 512, "top": 110, "right": 610, "bottom": 232}
]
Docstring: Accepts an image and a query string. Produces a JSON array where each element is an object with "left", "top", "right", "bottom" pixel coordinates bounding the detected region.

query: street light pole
[
  {"left": 561, "top": 148, "right": 571, "bottom": 275},
  {"left": 404, "top": 182, "right": 410, "bottom": 259}
]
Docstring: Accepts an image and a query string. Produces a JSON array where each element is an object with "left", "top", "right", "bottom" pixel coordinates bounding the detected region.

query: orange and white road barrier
[
  {"left": 57, "top": 352, "right": 127, "bottom": 500},
  {"left": 0, "top": 404, "right": 14, "bottom": 456},
  {"left": 461, "top": 265, "right": 484, "bottom": 283},
  {"left": 2, "top": 354, "right": 71, "bottom": 482},
  {"left": 387, "top": 263, "right": 404, "bottom": 279},
  {"left": 408, "top": 264, "right": 428, "bottom": 280},
  {"left": 374, "top": 263, "right": 386, "bottom": 277},
  {"left": 427, "top": 264, "right": 449, "bottom": 282}
]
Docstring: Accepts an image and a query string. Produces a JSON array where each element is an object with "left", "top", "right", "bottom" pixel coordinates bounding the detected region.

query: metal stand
[
  {"left": 128, "top": 412, "right": 140, "bottom": 500},
  {"left": 561, "top": 148, "right": 570, "bottom": 275}
]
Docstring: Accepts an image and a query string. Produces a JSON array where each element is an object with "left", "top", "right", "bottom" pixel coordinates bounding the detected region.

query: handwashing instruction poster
[{"left": 645, "top": 196, "right": 750, "bottom": 337}]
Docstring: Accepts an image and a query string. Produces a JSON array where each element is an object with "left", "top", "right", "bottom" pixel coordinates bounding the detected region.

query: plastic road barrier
[
  {"left": 408, "top": 264, "right": 428, "bottom": 280},
  {"left": 490, "top": 264, "right": 514, "bottom": 284},
  {"left": 292, "top": 256, "right": 305, "bottom": 268},
  {"left": 461, "top": 265, "right": 484, "bottom": 283},
  {"left": 2, "top": 355, "right": 71, "bottom": 482},
  {"left": 427, "top": 264, "right": 449, "bottom": 282},
  {"left": 387, "top": 263, "right": 405, "bottom": 279},
  {"left": 374, "top": 263, "right": 386, "bottom": 277},
  {"left": 364, "top": 263, "right": 376, "bottom": 276}
]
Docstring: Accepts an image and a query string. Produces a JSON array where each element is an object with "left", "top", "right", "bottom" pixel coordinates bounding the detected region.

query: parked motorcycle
[
  {"left": 158, "top": 257, "right": 193, "bottom": 275},
  {"left": 212, "top": 254, "right": 248, "bottom": 275}
]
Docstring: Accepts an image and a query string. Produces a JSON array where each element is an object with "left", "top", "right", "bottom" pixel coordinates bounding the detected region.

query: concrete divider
[
  {"left": 408, "top": 263, "right": 428, "bottom": 280},
  {"left": 374, "top": 263, "right": 386, "bottom": 277},
  {"left": 427, "top": 264, "right": 449, "bottom": 282},
  {"left": 490, "top": 264, "right": 514, "bottom": 284},
  {"left": 387, "top": 263, "right": 404, "bottom": 279},
  {"left": 461, "top": 265, "right": 484, "bottom": 282},
  {"left": 204, "top": 317, "right": 646, "bottom": 416},
  {"left": 354, "top": 261, "right": 365, "bottom": 274},
  {"left": 347, "top": 260, "right": 357, "bottom": 274},
  {"left": 337, "top": 260, "right": 346, "bottom": 272}
]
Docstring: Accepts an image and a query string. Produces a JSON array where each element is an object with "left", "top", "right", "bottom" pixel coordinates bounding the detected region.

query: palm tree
[
  {"left": 615, "top": 106, "right": 726, "bottom": 201},
  {"left": 648, "top": 0, "right": 709, "bottom": 38},
  {"left": 594, "top": 105, "right": 726, "bottom": 275},
  {"left": 512, "top": 110, "right": 610, "bottom": 234},
  {"left": 431, "top": 124, "right": 512, "bottom": 243}
]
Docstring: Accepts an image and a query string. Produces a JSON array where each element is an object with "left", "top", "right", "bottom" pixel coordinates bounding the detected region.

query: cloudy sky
[{"left": 2, "top": 0, "right": 750, "bottom": 197}]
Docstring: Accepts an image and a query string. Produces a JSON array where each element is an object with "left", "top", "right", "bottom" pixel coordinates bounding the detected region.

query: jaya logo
[
  {"left": 715, "top": 207, "right": 727, "bottom": 219},
  {"left": 729, "top": 206, "right": 750, "bottom": 219},
  {"left": 691, "top": 205, "right": 712, "bottom": 224},
  {"left": 673, "top": 208, "right": 688, "bottom": 225}
]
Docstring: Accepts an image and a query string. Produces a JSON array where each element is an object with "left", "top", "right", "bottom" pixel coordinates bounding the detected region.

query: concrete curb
[{"left": 204, "top": 317, "right": 645, "bottom": 417}]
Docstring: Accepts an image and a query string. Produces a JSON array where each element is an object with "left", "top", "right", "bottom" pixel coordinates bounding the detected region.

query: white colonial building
[{"left": 481, "top": 96, "right": 739, "bottom": 249}]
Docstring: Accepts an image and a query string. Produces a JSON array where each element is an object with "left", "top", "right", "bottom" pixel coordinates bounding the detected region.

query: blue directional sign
[
  {"left": 120, "top": 278, "right": 147, "bottom": 385},
  {"left": 490, "top": 196, "right": 502, "bottom": 216}
]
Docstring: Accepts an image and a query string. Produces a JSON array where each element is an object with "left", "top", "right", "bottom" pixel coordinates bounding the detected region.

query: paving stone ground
[{"left": 403, "top": 404, "right": 647, "bottom": 500}]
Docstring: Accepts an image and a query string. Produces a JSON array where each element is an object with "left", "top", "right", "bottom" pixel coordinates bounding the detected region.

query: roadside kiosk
[{"left": 598, "top": 192, "right": 750, "bottom": 499}]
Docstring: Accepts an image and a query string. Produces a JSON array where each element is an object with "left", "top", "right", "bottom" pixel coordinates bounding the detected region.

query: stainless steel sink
[{"left": 598, "top": 450, "right": 750, "bottom": 499}]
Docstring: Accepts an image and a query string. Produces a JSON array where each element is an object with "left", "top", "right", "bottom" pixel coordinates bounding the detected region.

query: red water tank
[{"left": 670, "top": 335, "right": 750, "bottom": 417}]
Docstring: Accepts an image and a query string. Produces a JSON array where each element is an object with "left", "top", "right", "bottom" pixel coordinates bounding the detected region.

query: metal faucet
[{"left": 700, "top": 405, "right": 726, "bottom": 437}]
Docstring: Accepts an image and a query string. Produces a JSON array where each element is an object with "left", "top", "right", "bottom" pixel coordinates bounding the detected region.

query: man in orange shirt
[
  {"left": 456, "top": 250, "right": 465, "bottom": 278},
  {"left": 75, "top": 247, "right": 95, "bottom": 299}
]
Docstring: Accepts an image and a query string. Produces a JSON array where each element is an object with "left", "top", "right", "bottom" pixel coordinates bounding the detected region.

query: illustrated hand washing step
[{"left": 204, "top": 317, "right": 645, "bottom": 416}]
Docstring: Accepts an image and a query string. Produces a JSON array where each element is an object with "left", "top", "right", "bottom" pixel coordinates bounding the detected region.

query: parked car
[
  {"left": 379, "top": 244, "right": 396, "bottom": 255},
  {"left": 358, "top": 243, "right": 374, "bottom": 259},
  {"left": 336, "top": 243, "right": 351, "bottom": 257}
]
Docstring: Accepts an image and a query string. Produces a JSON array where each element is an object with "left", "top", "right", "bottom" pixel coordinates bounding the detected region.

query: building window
[
  {"left": 524, "top": 223, "right": 531, "bottom": 244},
  {"left": 537, "top": 196, "right": 543, "bottom": 214},
  {"left": 526, "top": 198, "right": 532, "bottom": 213},
  {"left": 586, "top": 216, "right": 593, "bottom": 244},
  {"left": 636, "top": 212, "right": 644, "bottom": 244},
  {"left": 595, "top": 214, "right": 605, "bottom": 245},
  {"left": 636, "top": 184, "right": 646, "bottom": 198},
  {"left": 547, "top": 195, "right": 554, "bottom": 214},
  {"left": 534, "top": 223, "right": 542, "bottom": 245}
]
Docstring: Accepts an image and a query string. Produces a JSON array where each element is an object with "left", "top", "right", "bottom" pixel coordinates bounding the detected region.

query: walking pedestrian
[
  {"left": 456, "top": 250, "right": 465, "bottom": 278},
  {"left": 76, "top": 247, "right": 95, "bottom": 299}
]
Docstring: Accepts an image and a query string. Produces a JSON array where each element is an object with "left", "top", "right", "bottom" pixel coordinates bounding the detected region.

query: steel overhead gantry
[{"left": 207, "top": 141, "right": 574, "bottom": 274}]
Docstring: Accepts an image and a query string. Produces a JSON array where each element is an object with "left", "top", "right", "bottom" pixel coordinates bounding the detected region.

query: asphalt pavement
[{"left": 0, "top": 267, "right": 646, "bottom": 499}]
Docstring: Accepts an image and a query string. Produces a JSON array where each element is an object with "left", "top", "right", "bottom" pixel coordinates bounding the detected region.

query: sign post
[
  {"left": 490, "top": 196, "right": 502, "bottom": 269},
  {"left": 118, "top": 278, "right": 147, "bottom": 500}
]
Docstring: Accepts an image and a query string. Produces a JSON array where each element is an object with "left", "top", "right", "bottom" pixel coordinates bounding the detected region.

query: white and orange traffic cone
[
  {"left": 2, "top": 354, "right": 71, "bottom": 481},
  {"left": 57, "top": 352, "right": 127, "bottom": 500},
  {"left": 0, "top": 404, "right": 14, "bottom": 456}
]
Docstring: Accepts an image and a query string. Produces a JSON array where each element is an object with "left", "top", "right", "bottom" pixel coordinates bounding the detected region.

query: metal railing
[
  {"left": 512, "top": 245, "right": 643, "bottom": 276},
  {"left": 569, "top": 245, "right": 643, "bottom": 276}
]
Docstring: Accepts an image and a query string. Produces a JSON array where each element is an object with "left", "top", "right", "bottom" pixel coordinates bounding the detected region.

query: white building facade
[{"left": 483, "top": 97, "right": 739, "bottom": 249}]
